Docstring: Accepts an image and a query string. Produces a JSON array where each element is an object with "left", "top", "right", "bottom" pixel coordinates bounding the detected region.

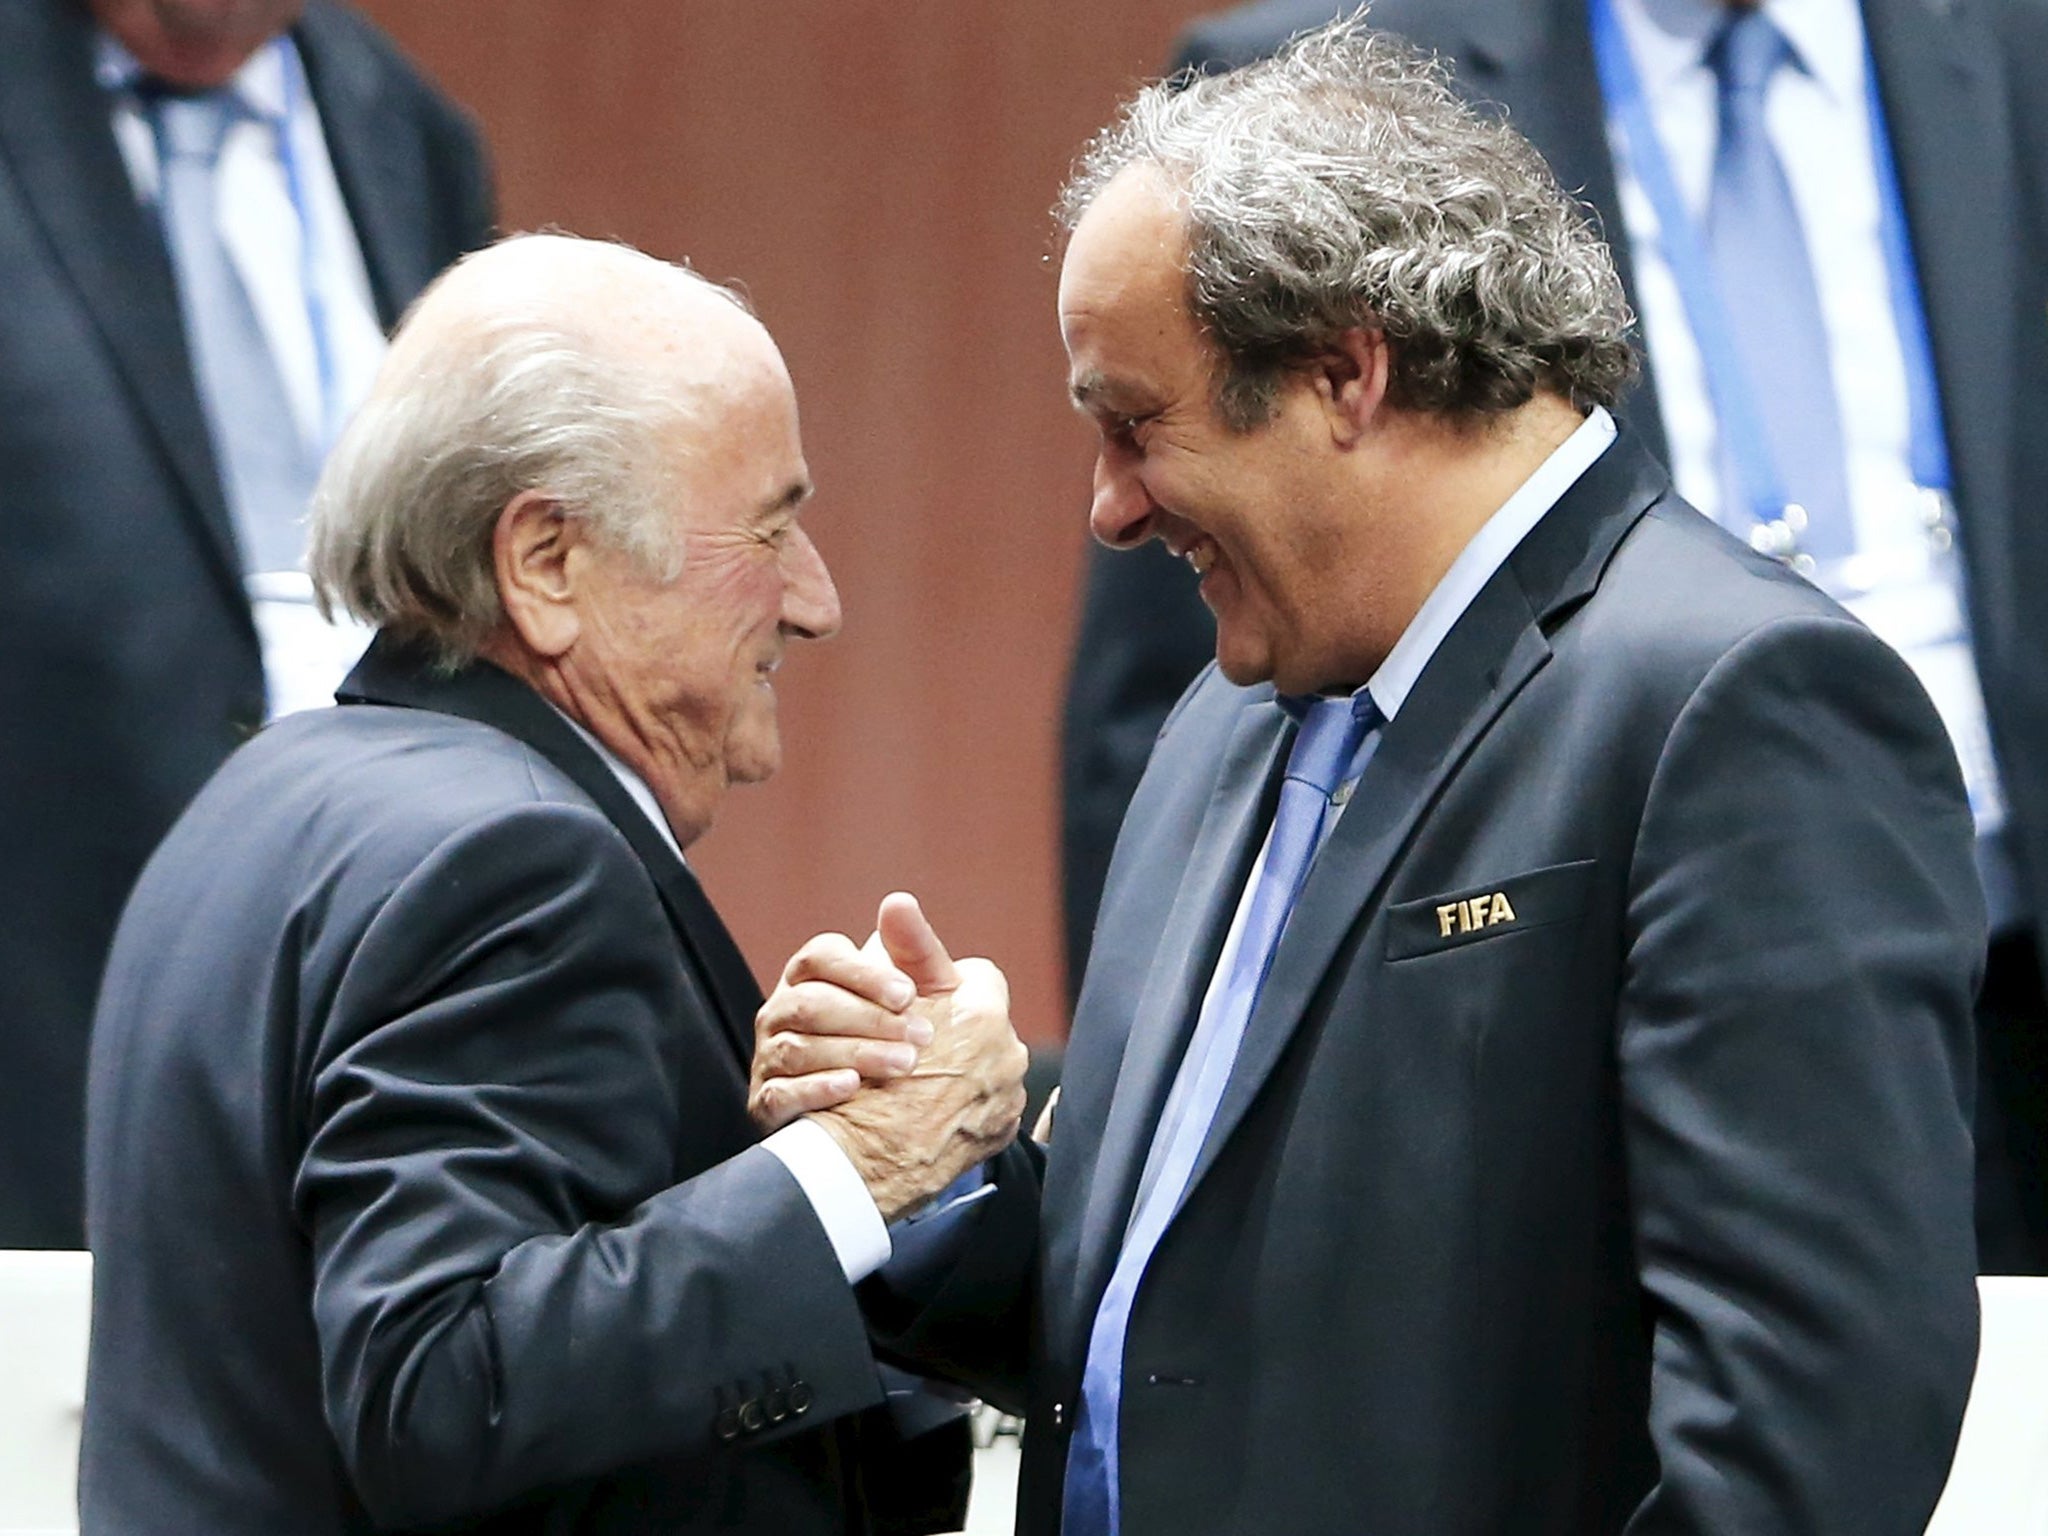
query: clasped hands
[{"left": 750, "top": 892, "right": 1028, "bottom": 1222}]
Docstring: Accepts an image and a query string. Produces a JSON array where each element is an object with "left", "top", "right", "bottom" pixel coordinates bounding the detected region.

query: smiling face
[
  {"left": 1059, "top": 166, "right": 1385, "bottom": 696},
  {"left": 560, "top": 336, "right": 840, "bottom": 844}
]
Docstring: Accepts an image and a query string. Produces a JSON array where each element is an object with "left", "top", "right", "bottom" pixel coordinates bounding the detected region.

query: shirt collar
[
  {"left": 1307, "top": 405, "right": 1616, "bottom": 727},
  {"left": 1764, "top": 0, "right": 1864, "bottom": 109},
  {"left": 1614, "top": 0, "right": 1866, "bottom": 109},
  {"left": 548, "top": 704, "right": 688, "bottom": 864}
]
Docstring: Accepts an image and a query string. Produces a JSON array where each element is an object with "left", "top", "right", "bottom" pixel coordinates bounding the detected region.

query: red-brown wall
[{"left": 350, "top": 1, "right": 1214, "bottom": 1043}]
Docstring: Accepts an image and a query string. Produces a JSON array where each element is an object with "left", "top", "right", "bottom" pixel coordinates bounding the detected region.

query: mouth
[{"left": 1170, "top": 535, "right": 1220, "bottom": 579}]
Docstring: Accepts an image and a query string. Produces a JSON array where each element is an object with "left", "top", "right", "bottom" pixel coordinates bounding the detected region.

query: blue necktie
[
  {"left": 1062, "top": 693, "right": 1378, "bottom": 1536},
  {"left": 1705, "top": 10, "right": 1852, "bottom": 558},
  {"left": 151, "top": 89, "right": 320, "bottom": 576}
]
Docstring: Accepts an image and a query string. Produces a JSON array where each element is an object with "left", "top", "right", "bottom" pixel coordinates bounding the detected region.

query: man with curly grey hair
[
  {"left": 785, "top": 17, "right": 1984, "bottom": 1536},
  {"left": 1069, "top": 0, "right": 2048, "bottom": 1278}
]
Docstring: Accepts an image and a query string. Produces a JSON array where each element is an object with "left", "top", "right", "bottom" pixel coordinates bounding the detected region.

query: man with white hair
[{"left": 80, "top": 232, "right": 1027, "bottom": 1535}]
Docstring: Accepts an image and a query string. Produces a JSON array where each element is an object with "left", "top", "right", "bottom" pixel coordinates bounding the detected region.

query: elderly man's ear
[
  {"left": 492, "top": 491, "right": 583, "bottom": 659},
  {"left": 1312, "top": 325, "right": 1391, "bottom": 448}
]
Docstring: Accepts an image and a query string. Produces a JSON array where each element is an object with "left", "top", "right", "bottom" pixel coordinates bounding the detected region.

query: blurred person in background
[
  {"left": 1062, "top": 0, "right": 2048, "bottom": 1272},
  {"left": 0, "top": 0, "right": 493, "bottom": 1248},
  {"left": 81, "top": 232, "right": 1027, "bottom": 1534}
]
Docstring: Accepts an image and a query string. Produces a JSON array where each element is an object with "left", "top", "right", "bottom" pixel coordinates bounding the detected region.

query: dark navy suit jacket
[
  {"left": 901, "top": 435, "right": 1984, "bottom": 1535},
  {"left": 82, "top": 639, "right": 964, "bottom": 1534}
]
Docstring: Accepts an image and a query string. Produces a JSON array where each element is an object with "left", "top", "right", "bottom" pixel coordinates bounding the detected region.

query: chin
[
  {"left": 1213, "top": 653, "right": 1273, "bottom": 689},
  {"left": 719, "top": 687, "right": 784, "bottom": 783},
  {"left": 725, "top": 729, "right": 782, "bottom": 786},
  {"left": 1212, "top": 625, "right": 1277, "bottom": 690}
]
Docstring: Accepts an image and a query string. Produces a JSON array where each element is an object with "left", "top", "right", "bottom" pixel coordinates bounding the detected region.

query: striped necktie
[{"left": 148, "top": 85, "right": 321, "bottom": 576}]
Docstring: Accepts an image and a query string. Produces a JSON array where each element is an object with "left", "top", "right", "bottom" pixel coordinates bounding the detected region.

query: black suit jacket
[
  {"left": 82, "top": 636, "right": 969, "bottom": 1534},
  {"left": 0, "top": 0, "right": 494, "bottom": 1246},
  {"left": 903, "top": 434, "right": 1983, "bottom": 1534},
  {"left": 1059, "top": 0, "right": 2048, "bottom": 1003}
]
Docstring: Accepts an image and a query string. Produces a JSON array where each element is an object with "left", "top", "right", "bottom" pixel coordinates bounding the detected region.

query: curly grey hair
[
  {"left": 308, "top": 239, "right": 752, "bottom": 668},
  {"left": 1058, "top": 11, "right": 1637, "bottom": 428}
]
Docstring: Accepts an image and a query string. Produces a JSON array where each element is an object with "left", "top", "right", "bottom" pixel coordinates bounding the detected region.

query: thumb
[{"left": 875, "top": 891, "right": 959, "bottom": 997}]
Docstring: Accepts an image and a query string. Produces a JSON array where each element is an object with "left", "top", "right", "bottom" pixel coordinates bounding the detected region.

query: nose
[
  {"left": 1088, "top": 444, "right": 1157, "bottom": 550},
  {"left": 781, "top": 524, "right": 842, "bottom": 641}
]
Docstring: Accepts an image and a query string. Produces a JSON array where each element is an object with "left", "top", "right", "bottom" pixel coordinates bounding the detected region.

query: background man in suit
[
  {"left": 0, "top": 0, "right": 493, "bottom": 1248},
  {"left": 1060, "top": 0, "right": 2048, "bottom": 1272},
  {"left": 82, "top": 233, "right": 1028, "bottom": 1534},
  {"left": 781, "top": 19, "right": 1983, "bottom": 1533}
]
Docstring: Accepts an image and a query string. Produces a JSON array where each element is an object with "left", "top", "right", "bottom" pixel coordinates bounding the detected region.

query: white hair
[{"left": 308, "top": 235, "right": 753, "bottom": 667}]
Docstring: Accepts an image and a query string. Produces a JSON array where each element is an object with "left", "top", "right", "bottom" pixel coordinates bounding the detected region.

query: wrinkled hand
[
  {"left": 752, "top": 893, "right": 1028, "bottom": 1221},
  {"left": 751, "top": 920, "right": 934, "bottom": 1134}
]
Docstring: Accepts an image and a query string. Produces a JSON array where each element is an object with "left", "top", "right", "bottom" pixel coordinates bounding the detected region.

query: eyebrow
[
  {"left": 761, "top": 478, "right": 813, "bottom": 518},
  {"left": 1068, "top": 370, "right": 1149, "bottom": 416}
]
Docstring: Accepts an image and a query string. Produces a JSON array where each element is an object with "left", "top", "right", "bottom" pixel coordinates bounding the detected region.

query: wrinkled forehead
[
  {"left": 1057, "top": 164, "right": 1191, "bottom": 327},
  {"left": 651, "top": 305, "right": 799, "bottom": 451},
  {"left": 663, "top": 335, "right": 812, "bottom": 524},
  {"left": 625, "top": 269, "right": 774, "bottom": 379},
  {"left": 1058, "top": 166, "right": 1220, "bottom": 413}
]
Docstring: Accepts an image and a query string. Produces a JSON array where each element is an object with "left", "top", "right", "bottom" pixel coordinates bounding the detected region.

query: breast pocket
[{"left": 1383, "top": 859, "right": 1597, "bottom": 962}]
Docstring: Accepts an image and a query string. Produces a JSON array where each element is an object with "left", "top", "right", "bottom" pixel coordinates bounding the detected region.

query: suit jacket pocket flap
[{"left": 1384, "top": 859, "right": 1596, "bottom": 961}]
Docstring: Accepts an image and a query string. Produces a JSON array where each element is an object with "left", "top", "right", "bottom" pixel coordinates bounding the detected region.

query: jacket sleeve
[
  {"left": 860, "top": 1139, "right": 1044, "bottom": 1415},
  {"left": 1620, "top": 615, "right": 1982, "bottom": 1535},
  {"left": 294, "top": 802, "right": 882, "bottom": 1529}
]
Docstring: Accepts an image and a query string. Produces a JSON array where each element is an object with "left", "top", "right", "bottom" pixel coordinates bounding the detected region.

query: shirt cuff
[
  {"left": 763, "top": 1117, "right": 892, "bottom": 1283},
  {"left": 882, "top": 1163, "right": 997, "bottom": 1291},
  {"left": 901, "top": 1163, "right": 992, "bottom": 1225}
]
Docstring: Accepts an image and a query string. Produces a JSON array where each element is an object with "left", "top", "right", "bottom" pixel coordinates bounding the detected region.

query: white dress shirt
[
  {"left": 1608, "top": 0, "right": 1919, "bottom": 550},
  {"left": 1604, "top": 0, "right": 2016, "bottom": 920},
  {"left": 99, "top": 32, "right": 386, "bottom": 718},
  {"left": 98, "top": 34, "right": 386, "bottom": 453}
]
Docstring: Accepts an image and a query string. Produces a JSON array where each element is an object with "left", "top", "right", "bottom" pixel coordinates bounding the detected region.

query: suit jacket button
[
  {"left": 788, "top": 1380, "right": 813, "bottom": 1415},
  {"left": 765, "top": 1387, "right": 790, "bottom": 1423},
  {"left": 715, "top": 1408, "right": 741, "bottom": 1443},
  {"left": 1052, "top": 1401, "right": 1066, "bottom": 1428},
  {"left": 738, "top": 1399, "right": 766, "bottom": 1433}
]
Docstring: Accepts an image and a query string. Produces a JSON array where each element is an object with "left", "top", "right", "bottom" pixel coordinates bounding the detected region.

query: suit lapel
[
  {"left": 337, "top": 635, "right": 765, "bottom": 1066},
  {"left": 1178, "top": 590, "right": 1552, "bottom": 1208},
  {"left": 0, "top": 0, "right": 245, "bottom": 607},
  {"left": 293, "top": 1, "right": 438, "bottom": 327},
  {"left": 1458, "top": 0, "right": 1671, "bottom": 464},
  {"left": 1065, "top": 701, "right": 1289, "bottom": 1329},
  {"left": 1863, "top": 0, "right": 2018, "bottom": 627},
  {"left": 1173, "top": 433, "right": 1669, "bottom": 1219}
]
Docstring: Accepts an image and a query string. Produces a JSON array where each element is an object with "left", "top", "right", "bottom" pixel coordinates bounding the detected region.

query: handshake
[{"left": 748, "top": 893, "right": 1031, "bottom": 1221}]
